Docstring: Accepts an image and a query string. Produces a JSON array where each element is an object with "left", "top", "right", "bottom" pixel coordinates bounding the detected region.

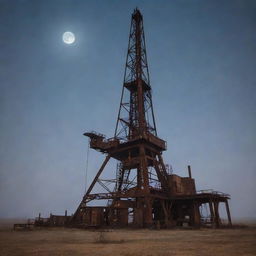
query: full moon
[{"left": 62, "top": 31, "right": 75, "bottom": 44}]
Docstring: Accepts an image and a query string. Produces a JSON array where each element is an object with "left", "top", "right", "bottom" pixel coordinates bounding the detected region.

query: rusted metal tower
[{"left": 70, "top": 9, "right": 232, "bottom": 228}]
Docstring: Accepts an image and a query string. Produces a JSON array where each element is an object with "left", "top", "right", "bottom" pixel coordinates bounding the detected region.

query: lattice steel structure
[
  {"left": 115, "top": 9, "right": 157, "bottom": 140},
  {"left": 70, "top": 9, "right": 232, "bottom": 229}
]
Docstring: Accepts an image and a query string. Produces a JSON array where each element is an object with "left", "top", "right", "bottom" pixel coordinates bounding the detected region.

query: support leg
[
  {"left": 138, "top": 146, "right": 153, "bottom": 227},
  {"left": 213, "top": 201, "right": 221, "bottom": 228},
  {"left": 225, "top": 200, "right": 232, "bottom": 226},
  {"left": 143, "top": 197, "right": 153, "bottom": 227},
  {"left": 85, "top": 155, "right": 111, "bottom": 197},
  {"left": 209, "top": 200, "right": 215, "bottom": 228},
  {"left": 192, "top": 201, "right": 201, "bottom": 227},
  {"left": 72, "top": 155, "right": 111, "bottom": 221},
  {"left": 160, "top": 200, "right": 169, "bottom": 227}
]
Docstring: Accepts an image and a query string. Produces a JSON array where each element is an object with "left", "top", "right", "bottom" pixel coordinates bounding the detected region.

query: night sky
[{"left": 0, "top": 0, "right": 255, "bottom": 220}]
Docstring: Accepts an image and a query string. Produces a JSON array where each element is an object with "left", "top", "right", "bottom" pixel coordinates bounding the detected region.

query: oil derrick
[{"left": 70, "top": 9, "right": 232, "bottom": 229}]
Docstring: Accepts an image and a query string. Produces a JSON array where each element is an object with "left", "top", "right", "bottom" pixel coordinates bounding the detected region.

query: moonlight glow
[{"left": 62, "top": 31, "right": 75, "bottom": 44}]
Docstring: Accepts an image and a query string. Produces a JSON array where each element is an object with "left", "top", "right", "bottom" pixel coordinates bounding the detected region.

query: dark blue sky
[{"left": 0, "top": 0, "right": 255, "bottom": 219}]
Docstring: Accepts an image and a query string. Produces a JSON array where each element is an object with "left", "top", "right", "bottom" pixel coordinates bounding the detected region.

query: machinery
[{"left": 69, "top": 9, "right": 232, "bottom": 229}]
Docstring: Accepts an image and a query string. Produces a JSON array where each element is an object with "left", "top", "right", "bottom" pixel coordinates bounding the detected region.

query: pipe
[{"left": 188, "top": 165, "right": 192, "bottom": 178}]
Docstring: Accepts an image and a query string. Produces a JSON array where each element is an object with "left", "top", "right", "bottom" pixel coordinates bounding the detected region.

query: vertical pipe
[{"left": 188, "top": 165, "right": 192, "bottom": 178}]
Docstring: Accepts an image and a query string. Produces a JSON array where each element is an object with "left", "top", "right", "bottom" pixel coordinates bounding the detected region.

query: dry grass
[{"left": 0, "top": 219, "right": 255, "bottom": 256}]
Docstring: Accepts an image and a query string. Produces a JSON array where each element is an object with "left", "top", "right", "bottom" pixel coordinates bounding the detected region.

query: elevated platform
[
  {"left": 124, "top": 79, "right": 151, "bottom": 92},
  {"left": 84, "top": 131, "right": 167, "bottom": 161},
  {"left": 73, "top": 187, "right": 231, "bottom": 228},
  {"left": 84, "top": 131, "right": 120, "bottom": 153}
]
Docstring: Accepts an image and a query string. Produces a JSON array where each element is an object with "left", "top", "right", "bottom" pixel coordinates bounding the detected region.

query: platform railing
[{"left": 197, "top": 189, "right": 230, "bottom": 197}]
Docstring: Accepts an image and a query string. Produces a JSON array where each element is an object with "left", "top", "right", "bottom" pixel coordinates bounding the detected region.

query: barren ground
[{"left": 0, "top": 219, "right": 255, "bottom": 256}]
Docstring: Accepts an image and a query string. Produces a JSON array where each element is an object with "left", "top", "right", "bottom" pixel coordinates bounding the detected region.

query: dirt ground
[{"left": 0, "top": 220, "right": 255, "bottom": 256}]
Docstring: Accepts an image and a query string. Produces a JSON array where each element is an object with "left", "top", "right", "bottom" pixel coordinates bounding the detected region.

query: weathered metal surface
[
  {"left": 26, "top": 9, "right": 232, "bottom": 230},
  {"left": 69, "top": 8, "right": 232, "bottom": 229}
]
